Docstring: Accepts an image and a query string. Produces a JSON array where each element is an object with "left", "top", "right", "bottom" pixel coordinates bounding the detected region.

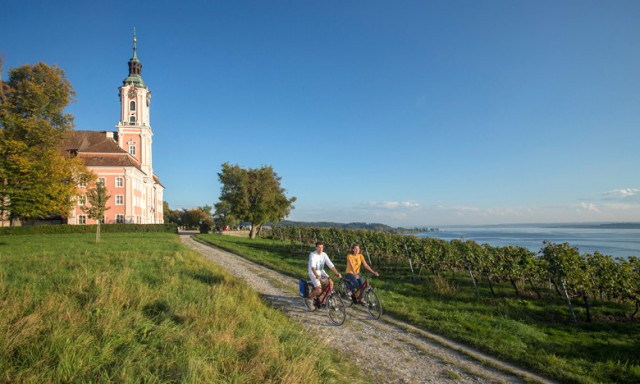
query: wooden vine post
[{"left": 404, "top": 244, "right": 417, "bottom": 283}]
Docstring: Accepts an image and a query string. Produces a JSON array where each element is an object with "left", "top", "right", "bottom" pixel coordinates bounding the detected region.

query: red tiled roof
[
  {"left": 61, "top": 130, "right": 163, "bottom": 188},
  {"left": 61, "top": 130, "right": 127, "bottom": 154},
  {"left": 78, "top": 153, "right": 142, "bottom": 171}
]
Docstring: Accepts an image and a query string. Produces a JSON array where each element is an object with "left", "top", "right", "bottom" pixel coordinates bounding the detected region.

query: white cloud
[
  {"left": 578, "top": 202, "right": 600, "bottom": 213},
  {"left": 365, "top": 201, "right": 420, "bottom": 210},
  {"left": 603, "top": 188, "right": 640, "bottom": 200}
]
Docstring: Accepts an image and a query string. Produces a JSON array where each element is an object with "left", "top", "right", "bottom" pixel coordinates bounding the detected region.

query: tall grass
[
  {"left": 195, "top": 233, "right": 640, "bottom": 384},
  {"left": 0, "top": 233, "right": 366, "bottom": 383}
]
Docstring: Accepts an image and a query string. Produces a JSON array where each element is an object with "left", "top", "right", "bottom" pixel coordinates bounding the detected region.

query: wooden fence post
[{"left": 404, "top": 244, "right": 417, "bottom": 283}]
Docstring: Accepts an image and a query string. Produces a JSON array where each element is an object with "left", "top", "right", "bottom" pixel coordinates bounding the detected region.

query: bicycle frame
[
  {"left": 313, "top": 280, "right": 333, "bottom": 306},
  {"left": 350, "top": 278, "right": 370, "bottom": 301}
]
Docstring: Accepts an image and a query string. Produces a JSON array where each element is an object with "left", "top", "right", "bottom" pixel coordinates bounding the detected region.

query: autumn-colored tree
[
  {"left": 81, "top": 180, "right": 111, "bottom": 243},
  {"left": 0, "top": 62, "right": 90, "bottom": 224},
  {"left": 215, "top": 162, "right": 296, "bottom": 239}
]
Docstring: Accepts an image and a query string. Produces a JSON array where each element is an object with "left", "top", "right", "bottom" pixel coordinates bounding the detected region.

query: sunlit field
[{"left": 0, "top": 232, "right": 366, "bottom": 383}]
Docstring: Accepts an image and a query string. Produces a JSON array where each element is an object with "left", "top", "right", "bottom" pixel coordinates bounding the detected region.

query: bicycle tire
[
  {"left": 364, "top": 289, "right": 382, "bottom": 320},
  {"left": 326, "top": 292, "right": 347, "bottom": 325},
  {"left": 336, "top": 279, "right": 354, "bottom": 308}
]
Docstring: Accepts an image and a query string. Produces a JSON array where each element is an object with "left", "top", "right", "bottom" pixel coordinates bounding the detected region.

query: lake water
[{"left": 415, "top": 226, "right": 640, "bottom": 259}]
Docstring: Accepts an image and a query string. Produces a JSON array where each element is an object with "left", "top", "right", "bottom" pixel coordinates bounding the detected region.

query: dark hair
[
  {"left": 315, "top": 241, "right": 324, "bottom": 247},
  {"left": 351, "top": 243, "right": 360, "bottom": 252}
]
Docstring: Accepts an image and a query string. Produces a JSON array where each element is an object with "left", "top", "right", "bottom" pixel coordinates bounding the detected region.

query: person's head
[
  {"left": 351, "top": 244, "right": 360, "bottom": 254},
  {"left": 315, "top": 241, "right": 324, "bottom": 253}
]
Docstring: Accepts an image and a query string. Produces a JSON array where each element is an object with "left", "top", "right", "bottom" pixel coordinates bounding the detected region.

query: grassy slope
[
  {"left": 0, "top": 233, "right": 367, "bottom": 383},
  {"left": 195, "top": 233, "right": 640, "bottom": 384}
]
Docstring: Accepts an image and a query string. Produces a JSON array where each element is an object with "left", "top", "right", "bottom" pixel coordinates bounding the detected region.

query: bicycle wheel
[
  {"left": 363, "top": 289, "right": 382, "bottom": 319},
  {"left": 326, "top": 292, "right": 347, "bottom": 325},
  {"left": 336, "top": 279, "right": 354, "bottom": 308}
]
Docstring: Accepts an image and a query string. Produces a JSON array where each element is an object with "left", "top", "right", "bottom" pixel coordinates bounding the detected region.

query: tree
[
  {"left": 0, "top": 62, "right": 89, "bottom": 224},
  {"left": 81, "top": 180, "right": 111, "bottom": 243},
  {"left": 215, "top": 162, "right": 296, "bottom": 239},
  {"left": 163, "top": 201, "right": 181, "bottom": 225}
]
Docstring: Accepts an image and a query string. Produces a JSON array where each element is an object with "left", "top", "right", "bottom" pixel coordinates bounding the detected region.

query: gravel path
[{"left": 181, "top": 234, "right": 554, "bottom": 384}]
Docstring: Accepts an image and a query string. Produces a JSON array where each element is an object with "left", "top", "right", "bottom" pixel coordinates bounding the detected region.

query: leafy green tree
[
  {"left": 81, "top": 180, "right": 111, "bottom": 243},
  {"left": 215, "top": 162, "right": 296, "bottom": 239},
  {"left": 0, "top": 62, "right": 89, "bottom": 224},
  {"left": 163, "top": 201, "right": 181, "bottom": 225}
]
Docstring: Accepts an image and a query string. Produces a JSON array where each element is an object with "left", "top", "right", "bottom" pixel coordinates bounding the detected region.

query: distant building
[{"left": 62, "top": 32, "right": 164, "bottom": 224}]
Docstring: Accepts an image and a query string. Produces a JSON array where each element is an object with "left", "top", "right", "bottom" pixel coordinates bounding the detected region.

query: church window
[
  {"left": 116, "top": 177, "right": 124, "bottom": 188},
  {"left": 129, "top": 115, "right": 136, "bottom": 124},
  {"left": 130, "top": 100, "right": 136, "bottom": 111},
  {"left": 97, "top": 177, "right": 106, "bottom": 186},
  {"left": 78, "top": 215, "right": 87, "bottom": 225},
  {"left": 116, "top": 214, "right": 125, "bottom": 224},
  {"left": 128, "top": 141, "right": 136, "bottom": 156},
  {"left": 78, "top": 195, "right": 86, "bottom": 206},
  {"left": 116, "top": 195, "right": 124, "bottom": 205}
]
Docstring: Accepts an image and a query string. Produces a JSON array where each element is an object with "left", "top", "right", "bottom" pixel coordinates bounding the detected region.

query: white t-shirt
[{"left": 308, "top": 251, "right": 334, "bottom": 278}]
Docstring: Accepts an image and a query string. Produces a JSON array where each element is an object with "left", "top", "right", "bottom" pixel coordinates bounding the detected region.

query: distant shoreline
[{"left": 439, "top": 222, "right": 640, "bottom": 230}]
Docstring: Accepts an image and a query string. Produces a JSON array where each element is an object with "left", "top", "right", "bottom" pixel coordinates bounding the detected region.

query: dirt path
[{"left": 181, "top": 234, "right": 554, "bottom": 384}]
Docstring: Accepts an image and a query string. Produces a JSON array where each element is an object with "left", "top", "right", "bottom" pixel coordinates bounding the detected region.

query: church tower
[{"left": 116, "top": 28, "right": 153, "bottom": 178}]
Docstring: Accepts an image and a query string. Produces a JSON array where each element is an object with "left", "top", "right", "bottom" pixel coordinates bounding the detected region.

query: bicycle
[
  {"left": 300, "top": 276, "right": 347, "bottom": 325},
  {"left": 336, "top": 274, "right": 382, "bottom": 320}
]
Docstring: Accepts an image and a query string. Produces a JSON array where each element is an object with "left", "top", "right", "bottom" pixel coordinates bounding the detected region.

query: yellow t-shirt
[{"left": 346, "top": 253, "right": 365, "bottom": 275}]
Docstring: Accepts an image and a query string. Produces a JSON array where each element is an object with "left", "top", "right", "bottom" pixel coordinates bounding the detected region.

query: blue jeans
[{"left": 345, "top": 273, "right": 364, "bottom": 291}]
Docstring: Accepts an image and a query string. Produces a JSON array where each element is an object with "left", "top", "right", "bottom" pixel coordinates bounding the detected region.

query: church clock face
[{"left": 128, "top": 88, "right": 136, "bottom": 99}]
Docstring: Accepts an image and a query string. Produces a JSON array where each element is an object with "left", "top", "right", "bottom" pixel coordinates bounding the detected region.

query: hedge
[{"left": 0, "top": 223, "right": 178, "bottom": 235}]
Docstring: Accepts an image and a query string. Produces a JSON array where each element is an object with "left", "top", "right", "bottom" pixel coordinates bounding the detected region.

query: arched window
[
  {"left": 129, "top": 115, "right": 136, "bottom": 124},
  {"left": 130, "top": 100, "right": 136, "bottom": 111}
]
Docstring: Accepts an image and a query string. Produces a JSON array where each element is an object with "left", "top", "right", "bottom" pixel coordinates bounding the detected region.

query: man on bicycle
[
  {"left": 307, "top": 241, "right": 342, "bottom": 309},
  {"left": 345, "top": 244, "right": 379, "bottom": 298}
]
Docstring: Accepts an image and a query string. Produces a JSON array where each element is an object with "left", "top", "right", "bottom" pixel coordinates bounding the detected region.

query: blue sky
[{"left": 2, "top": 1, "right": 639, "bottom": 226}]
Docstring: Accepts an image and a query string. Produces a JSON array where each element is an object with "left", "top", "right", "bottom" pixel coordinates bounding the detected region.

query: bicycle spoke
[
  {"left": 364, "top": 289, "right": 382, "bottom": 320},
  {"left": 327, "top": 292, "right": 346, "bottom": 325},
  {"left": 337, "top": 279, "right": 354, "bottom": 307}
]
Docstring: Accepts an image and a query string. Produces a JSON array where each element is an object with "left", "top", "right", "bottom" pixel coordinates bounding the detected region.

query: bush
[{"left": 199, "top": 222, "right": 212, "bottom": 234}]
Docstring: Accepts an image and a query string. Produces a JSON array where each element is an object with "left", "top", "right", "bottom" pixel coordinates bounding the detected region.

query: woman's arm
[{"left": 361, "top": 257, "right": 379, "bottom": 276}]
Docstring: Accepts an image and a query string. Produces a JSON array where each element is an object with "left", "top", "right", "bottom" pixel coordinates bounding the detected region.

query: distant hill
[{"left": 547, "top": 222, "right": 640, "bottom": 229}]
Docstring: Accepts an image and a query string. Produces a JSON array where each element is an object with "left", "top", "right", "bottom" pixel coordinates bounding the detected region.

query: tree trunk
[
  {"left": 249, "top": 223, "right": 260, "bottom": 239},
  {"left": 528, "top": 277, "right": 542, "bottom": 299},
  {"left": 95, "top": 221, "right": 101, "bottom": 243},
  {"left": 631, "top": 300, "right": 638, "bottom": 319},
  {"left": 486, "top": 276, "right": 496, "bottom": 297},
  {"left": 582, "top": 292, "right": 591, "bottom": 322},
  {"left": 510, "top": 278, "right": 521, "bottom": 297}
]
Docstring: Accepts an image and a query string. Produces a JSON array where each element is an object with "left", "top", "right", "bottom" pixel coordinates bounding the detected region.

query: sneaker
[{"left": 306, "top": 298, "right": 315, "bottom": 310}]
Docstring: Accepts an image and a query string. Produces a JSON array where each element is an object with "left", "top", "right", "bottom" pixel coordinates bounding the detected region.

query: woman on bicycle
[
  {"left": 345, "top": 244, "right": 379, "bottom": 297},
  {"left": 307, "top": 241, "right": 342, "bottom": 309}
]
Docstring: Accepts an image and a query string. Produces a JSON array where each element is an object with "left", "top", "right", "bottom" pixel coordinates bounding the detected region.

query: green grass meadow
[
  {"left": 0, "top": 233, "right": 367, "bottom": 383},
  {"left": 195, "top": 233, "right": 640, "bottom": 384}
]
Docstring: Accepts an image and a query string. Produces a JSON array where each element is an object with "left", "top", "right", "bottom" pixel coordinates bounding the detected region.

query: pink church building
[{"left": 63, "top": 33, "right": 164, "bottom": 225}]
